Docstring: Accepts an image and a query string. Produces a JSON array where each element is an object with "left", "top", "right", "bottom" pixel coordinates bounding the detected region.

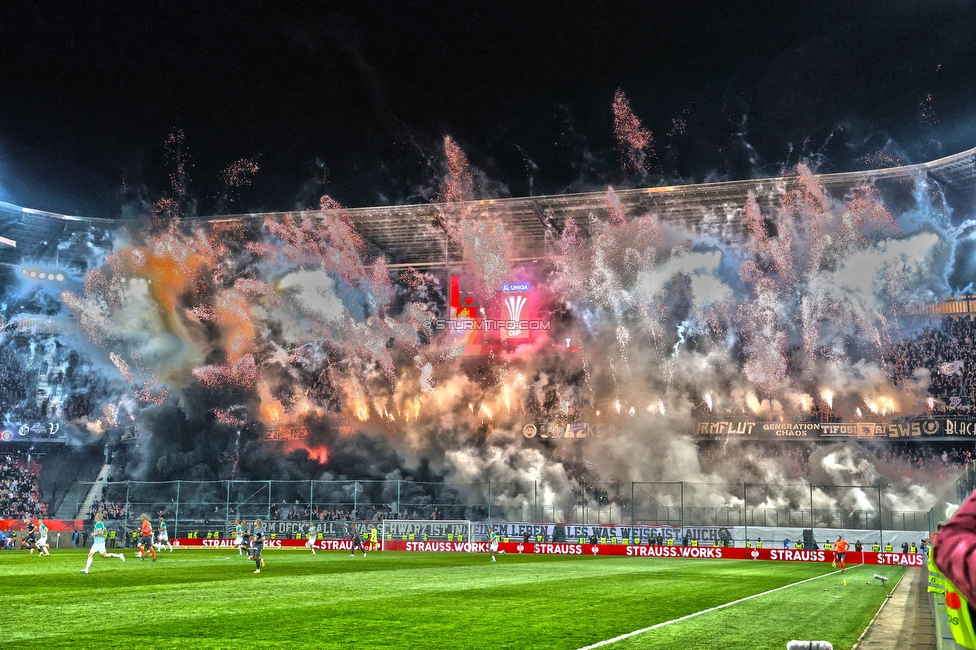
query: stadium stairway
[
  {"left": 43, "top": 449, "right": 107, "bottom": 520},
  {"left": 71, "top": 462, "right": 114, "bottom": 520},
  {"left": 41, "top": 446, "right": 104, "bottom": 519}
]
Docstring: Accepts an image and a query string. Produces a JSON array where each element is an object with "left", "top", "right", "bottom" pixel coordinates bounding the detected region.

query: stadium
[
  {"left": 2, "top": 137, "right": 976, "bottom": 648},
  {"left": 6, "top": 6, "right": 976, "bottom": 650}
]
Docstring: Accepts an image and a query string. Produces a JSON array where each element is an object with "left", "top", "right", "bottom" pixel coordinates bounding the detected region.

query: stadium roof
[{"left": 1, "top": 145, "right": 975, "bottom": 271}]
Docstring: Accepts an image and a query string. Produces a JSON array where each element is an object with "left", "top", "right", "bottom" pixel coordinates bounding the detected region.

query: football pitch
[{"left": 0, "top": 549, "right": 906, "bottom": 649}]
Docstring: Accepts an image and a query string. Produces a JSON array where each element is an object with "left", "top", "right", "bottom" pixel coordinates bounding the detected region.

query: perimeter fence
[
  {"left": 77, "top": 478, "right": 938, "bottom": 539},
  {"left": 927, "top": 461, "right": 976, "bottom": 526}
]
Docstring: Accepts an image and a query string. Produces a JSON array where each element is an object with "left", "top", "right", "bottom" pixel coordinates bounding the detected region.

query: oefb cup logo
[{"left": 504, "top": 295, "right": 527, "bottom": 337}]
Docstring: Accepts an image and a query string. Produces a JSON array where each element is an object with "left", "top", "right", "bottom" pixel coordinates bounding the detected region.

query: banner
[
  {"left": 172, "top": 520, "right": 734, "bottom": 543},
  {"left": 173, "top": 537, "right": 924, "bottom": 567},
  {"left": 177, "top": 538, "right": 355, "bottom": 550},
  {"left": 1, "top": 421, "right": 67, "bottom": 443},
  {"left": 522, "top": 422, "right": 610, "bottom": 440},
  {"left": 695, "top": 418, "right": 976, "bottom": 440},
  {"left": 472, "top": 522, "right": 733, "bottom": 543},
  {"left": 382, "top": 541, "right": 923, "bottom": 566},
  {"left": 0, "top": 519, "right": 82, "bottom": 531}
]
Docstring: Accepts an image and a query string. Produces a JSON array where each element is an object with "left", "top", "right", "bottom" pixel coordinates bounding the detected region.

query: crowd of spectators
[
  {"left": 273, "top": 504, "right": 441, "bottom": 522},
  {"left": 88, "top": 498, "right": 126, "bottom": 521},
  {"left": 0, "top": 346, "right": 32, "bottom": 416},
  {"left": 886, "top": 316, "right": 976, "bottom": 402},
  {"left": 0, "top": 454, "right": 45, "bottom": 519}
]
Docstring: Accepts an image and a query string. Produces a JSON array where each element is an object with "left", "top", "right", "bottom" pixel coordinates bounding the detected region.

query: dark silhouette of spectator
[{"left": 935, "top": 491, "right": 976, "bottom": 603}]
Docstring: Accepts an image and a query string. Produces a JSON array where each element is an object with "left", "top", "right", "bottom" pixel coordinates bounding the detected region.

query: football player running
[
  {"left": 349, "top": 524, "right": 367, "bottom": 557},
  {"left": 234, "top": 518, "right": 246, "bottom": 556},
  {"left": 137, "top": 514, "right": 157, "bottom": 562},
  {"left": 36, "top": 519, "right": 51, "bottom": 556},
  {"left": 306, "top": 522, "right": 318, "bottom": 555},
  {"left": 23, "top": 518, "right": 39, "bottom": 554},
  {"left": 155, "top": 517, "right": 173, "bottom": 552},
  {"left": 79, "top": 512, "right": 125, "bottom": 573},
  {"left": 832, "top": 535, "right": 850, "bottom": 573}
]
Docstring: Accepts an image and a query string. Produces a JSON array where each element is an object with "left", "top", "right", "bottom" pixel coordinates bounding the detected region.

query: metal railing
[
  {"left": 75, "top": 478, "right": 938, "bottom": 540},
  {"left": 926, "top": 462, "right": 976, "bottom": 527}
]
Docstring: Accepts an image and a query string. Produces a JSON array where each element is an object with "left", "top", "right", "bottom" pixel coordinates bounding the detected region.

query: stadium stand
[
  {"left": 0, "top": 453, "right": 45, "bottom": 518},
  {"left": 886, "top": 315, "right": 976, "bottom": 404},
  {"left": 38, "top": 446, "right": 106, "bottom": 519}
]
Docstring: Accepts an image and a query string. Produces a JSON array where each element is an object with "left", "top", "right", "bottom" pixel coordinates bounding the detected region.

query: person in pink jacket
[{"left": 935, "top": 493, "right": 976, "bottom": 602}]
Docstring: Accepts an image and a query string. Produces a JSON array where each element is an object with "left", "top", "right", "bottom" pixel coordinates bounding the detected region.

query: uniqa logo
[{"left": 503, "top": 295, "right": 527, "bottom": 336}]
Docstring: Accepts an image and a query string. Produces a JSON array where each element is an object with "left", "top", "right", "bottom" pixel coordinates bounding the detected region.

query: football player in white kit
[
  {"left": 79, "top": 512, "right": 125, "bottom": 573},
  {"left": 234, "top": 518, "right": 245, "bottom": 555},
  {"left": 156, "top": 517, "right": 174, "bottom": 552},
  {"left": 488, "top": 526, "right": 501, "bottom": 562},
  {"left": 36, "top": 520, "right": 51, "bottom": 556},
  {"left": 306, "top": 522, "right": 318, "bottom": 555}
]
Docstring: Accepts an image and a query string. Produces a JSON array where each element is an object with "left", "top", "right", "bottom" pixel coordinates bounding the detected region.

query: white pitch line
[{"left": 577, "top": 566, "right": 850, "bottom": 649}]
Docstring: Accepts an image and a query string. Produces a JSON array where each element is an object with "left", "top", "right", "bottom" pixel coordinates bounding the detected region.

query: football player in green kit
[{"left": 80, "top": 512, "right": 125, "bottom": 573}]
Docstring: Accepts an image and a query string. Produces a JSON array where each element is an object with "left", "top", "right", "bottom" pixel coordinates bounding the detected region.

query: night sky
[{"left": 1, "top": 2, "right": 975, "bottom": 217}]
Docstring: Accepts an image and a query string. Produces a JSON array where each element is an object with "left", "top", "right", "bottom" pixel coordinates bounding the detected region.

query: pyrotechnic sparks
[
  {"left": 3, "top": 90, "right": 965, "bottom": 532},
  {"left": 612, "top": 88, "right": 655, "bottom": 177},
  {"left": 214, "top": 408, "right": 247, "bottom": 427},
  {"left": 821, "top": 390, "right": 834, "bottom": 410},
  {"left": 441, "top": 135, "right": 474, "bottom": 205}
]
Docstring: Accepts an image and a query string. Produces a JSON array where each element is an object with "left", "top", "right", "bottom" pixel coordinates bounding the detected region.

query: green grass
[{"left": 0, "top": 549, "right": 905, "bottom": 649}]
